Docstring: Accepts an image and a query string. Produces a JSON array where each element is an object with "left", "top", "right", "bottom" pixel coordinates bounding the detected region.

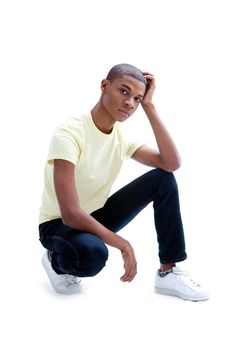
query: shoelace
[
  {"left": 64, "top": 274, "right": 80, "bottom": 285},
  {"left": 175, "top": 270, "right": 201, "bottom": 288}
]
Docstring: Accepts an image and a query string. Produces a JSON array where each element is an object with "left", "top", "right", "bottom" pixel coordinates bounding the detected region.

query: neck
[{"left": 91, "top": 101, "right": 115, "bottom": 134}]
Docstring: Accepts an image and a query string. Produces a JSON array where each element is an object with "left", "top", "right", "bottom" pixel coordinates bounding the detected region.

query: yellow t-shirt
[{"left": 39, "top": 112, "right": 142, "bottom": 224}]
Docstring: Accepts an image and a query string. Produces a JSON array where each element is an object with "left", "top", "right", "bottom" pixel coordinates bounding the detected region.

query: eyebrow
[{"left": 120, "top": 84, "right": 144, "bottom": 98}]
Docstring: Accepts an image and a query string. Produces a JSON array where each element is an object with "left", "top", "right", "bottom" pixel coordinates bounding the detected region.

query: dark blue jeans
[{"left": 39, "top": 168, "right": 187, "bottom": 277}]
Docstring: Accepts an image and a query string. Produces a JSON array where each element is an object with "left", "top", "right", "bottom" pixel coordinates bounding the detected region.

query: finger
[
  {"left": 120, "top": 250, "right": 137, "bottom": 281},
  {"left": 120, "top": 264, "right": 137, "bottom": 282},
  {"left": 120, "top": 273, "right": 133, "bottom": 282},
  {"left": 145, "top": 76, "right": 155, "bottom": 82},
  {"left": 120, "top": 267, "right": 132, "bottom": 282},
  {"left": 121, "top": 270, "right": 137, "bottom": 282},
  {"left": 142, "top": 72, "right": 154, "bottom": 79},
  {"left": 120, "top": 265, "right": 131, "bottom": 282}
]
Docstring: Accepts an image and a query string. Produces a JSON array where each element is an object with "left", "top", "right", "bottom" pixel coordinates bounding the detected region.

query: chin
[
  {"left": 117, "top": 114, "right": 130, "bottom": 122},
  {"left": 116, "top": 117, "right": 128, "bottom": 123}
]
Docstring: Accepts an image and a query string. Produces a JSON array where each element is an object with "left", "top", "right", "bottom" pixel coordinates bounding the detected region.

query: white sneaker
[
  {"left": 155, "top": 267, "right": 209, "bottom": 301},
  {"left": 42, "top": 251, "right": 81, "bottom": 294}
]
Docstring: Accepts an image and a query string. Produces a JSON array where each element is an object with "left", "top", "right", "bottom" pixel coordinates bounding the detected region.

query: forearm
[
  {"left": 142, "top": 102, "right": 181, "bottom": 171},
  {"left": 62, "top": 208, "right": 129, "bottom": 251}
]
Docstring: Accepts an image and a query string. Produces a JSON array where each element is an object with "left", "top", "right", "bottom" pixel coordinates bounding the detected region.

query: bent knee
[
  {"left": 80, "top": 243, "right": 109, "bottom": 277},
  {"left": 153, "top": 168, "right": 178, "bottom": 192},
  {"left": 91, "top": 244, "right": 109, "bottom": 265}
]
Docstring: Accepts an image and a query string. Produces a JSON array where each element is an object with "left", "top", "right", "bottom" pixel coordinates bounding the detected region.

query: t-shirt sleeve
[
  {"left": 47, "top": 126, "right": 81, "bottom": 166},
  {"left": 124, "top": 138, "right": 143, "bottom": 159},
  {"left": 118, "top": 124, "right": 143, "bottom": 159}
]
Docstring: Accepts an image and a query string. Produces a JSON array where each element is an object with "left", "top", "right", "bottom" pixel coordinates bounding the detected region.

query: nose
[{"left": 123, "top": 97, "right": 134, "bottom": 109}]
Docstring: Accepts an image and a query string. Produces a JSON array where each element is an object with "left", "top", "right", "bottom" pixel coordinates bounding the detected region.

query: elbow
[
  {"left": 61, "top": 208, "right": 80, "bottom": 227},
  {"left": 163, "top": 158, "right": 182, "bottom": 172},
  {"left": 61, "top": 214, "right": 73, "bottom": 227}
]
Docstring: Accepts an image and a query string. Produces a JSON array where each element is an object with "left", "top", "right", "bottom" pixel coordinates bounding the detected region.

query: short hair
[{"left": 106, "top": 63, "right": 147, "bottom": 85}]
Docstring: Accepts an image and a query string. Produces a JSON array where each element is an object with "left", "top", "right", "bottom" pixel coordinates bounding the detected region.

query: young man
[{"left": 39, "top": 63, "right": 209, "bottom": 301}]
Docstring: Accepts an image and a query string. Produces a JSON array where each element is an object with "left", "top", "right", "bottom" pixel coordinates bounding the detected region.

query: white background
[{"left": 1, "top": 0, "right": 232, "bottom": 349}]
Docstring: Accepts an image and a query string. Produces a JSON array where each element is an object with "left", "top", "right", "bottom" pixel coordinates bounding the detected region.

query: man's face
[{"left": 101, "top": 75, "right": 146, "bottom": 122}]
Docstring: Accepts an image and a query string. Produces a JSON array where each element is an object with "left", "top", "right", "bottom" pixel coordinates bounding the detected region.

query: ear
[{"left": 101, "top": 79, "right": 110, "bottom": 92}]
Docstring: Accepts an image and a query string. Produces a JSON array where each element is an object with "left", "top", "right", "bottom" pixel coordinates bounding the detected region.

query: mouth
[{"left": 118, "top": 109, "right": 130, "bottom": 117}]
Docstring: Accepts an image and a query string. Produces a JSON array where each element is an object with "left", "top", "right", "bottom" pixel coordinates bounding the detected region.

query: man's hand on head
[{"left": 141, "top": 72, "right": 156, "bottom": 107}]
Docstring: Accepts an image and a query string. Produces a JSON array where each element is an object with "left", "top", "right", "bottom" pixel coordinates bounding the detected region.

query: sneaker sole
[{"left": 155, "top": 287, "right": 209, "bottom": 302}]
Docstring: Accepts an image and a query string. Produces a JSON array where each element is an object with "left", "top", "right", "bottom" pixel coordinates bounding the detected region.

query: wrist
[
  {"left": 141, "top": 101, "right": 155, "bottom": 111},
  {"left": 118, "top": 239, "right": 131, "bottom": 252}
]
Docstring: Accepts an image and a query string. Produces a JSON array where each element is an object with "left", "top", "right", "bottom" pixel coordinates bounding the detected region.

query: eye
[
  {"left": 120, "top": 88, "right": 127, "bottom": 95},
  {"left": 135, "top": 97, "right": 142, "bottom": 103}
]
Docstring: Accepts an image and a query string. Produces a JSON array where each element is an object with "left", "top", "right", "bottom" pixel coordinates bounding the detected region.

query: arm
[
  {"left": 132, "top": 73, "right": 181, "bottom": 172},
  {"left": 53, "top": 159, "right": 137, "bottom": 282}
]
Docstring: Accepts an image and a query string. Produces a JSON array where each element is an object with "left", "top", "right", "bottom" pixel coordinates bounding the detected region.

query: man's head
[
  {"left": 106, "top": 63, "right": 147, "bottom": 86},
  {"left": 100, "top": 63, "right": 147, "bottom": 122}
]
